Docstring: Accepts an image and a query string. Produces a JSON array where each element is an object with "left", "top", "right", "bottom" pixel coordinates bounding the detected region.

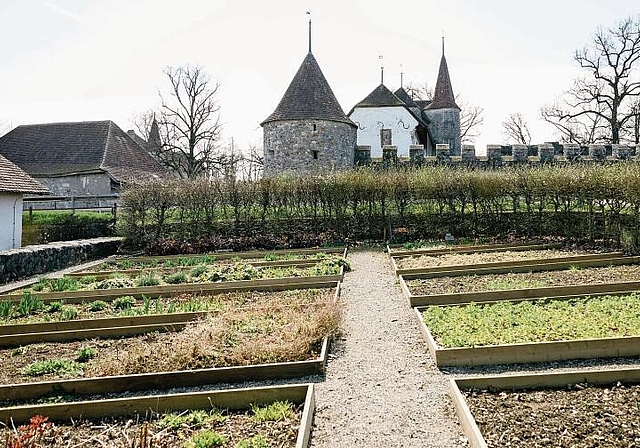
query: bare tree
[
  {"left": 404, "top": 82, "right": 484, "bottom": 143},
  {"left": 502, "top": 113, "right": 532, "bottom": 145},
  {"left": 541, "top": 102, "right": 609, "bottom": 144},
  {"left": 130, "top": 109, "right": 156, "bottom": 141},
  {"left": 625, "top": 98, "right": 640, "bottom": 144},
  {"left": 158, "top": 65, "right": 224, "bottom": 178},
  {"left": 542, "top": 16, "right": 640, "bottom": 144}
]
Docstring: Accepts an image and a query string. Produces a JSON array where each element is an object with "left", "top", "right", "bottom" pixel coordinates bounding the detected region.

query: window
[
  {"left": 313, "top": 124, "right": 317, "bottom": 132},
  {"left": 380, "top": 129, "right": 392, "bottom": 147},
  {"left": 311, "top": 150, "right": 319, "bottom": 160}
]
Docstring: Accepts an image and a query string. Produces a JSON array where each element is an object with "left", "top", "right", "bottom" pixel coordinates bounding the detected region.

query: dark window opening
[
  {"left": 313, "top": 124, "right": 317, "bottom": 131},
  {"left": 380, "top": 129, "right": 392, "bottom": 146},
  {"left": 312, "top": 150, "right": 319, "bottom": 160}
]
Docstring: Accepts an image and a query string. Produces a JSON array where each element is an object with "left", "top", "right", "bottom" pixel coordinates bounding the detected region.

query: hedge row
[{"left": 120, "top": 164, "right": 640, "bottom": 254}]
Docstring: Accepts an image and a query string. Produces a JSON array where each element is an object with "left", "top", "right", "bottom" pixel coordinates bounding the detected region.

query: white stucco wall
[
  {"left": 0, "top": 193, "right": 23, "bottom": 252},
  {"left": 348, "top": 106, "right": 420, "bottom": 158}
]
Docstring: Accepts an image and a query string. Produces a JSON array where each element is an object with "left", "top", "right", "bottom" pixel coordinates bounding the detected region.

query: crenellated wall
[{"left": 355, "top": 143, "right": 640, "bottom": 167}]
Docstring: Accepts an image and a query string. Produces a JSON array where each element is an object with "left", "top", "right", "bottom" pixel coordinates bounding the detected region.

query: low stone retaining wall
[{"left": 0, "top": 237, "right": 122, "bottom": 284}]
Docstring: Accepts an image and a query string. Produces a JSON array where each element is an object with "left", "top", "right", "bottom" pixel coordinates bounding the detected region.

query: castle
[{"left": 262, "top": 27, "right": 460, "bottom": 176}]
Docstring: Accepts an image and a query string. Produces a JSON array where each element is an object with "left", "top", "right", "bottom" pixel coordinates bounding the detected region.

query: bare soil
[
  {"left": 407, "top": 264, "right": 640, "bottom": 296},
  {"left": 394, "top": 248, "right": 601, "bottom": 270},
  {"left": 464, "top": 383, "right": 640, "bottom": 447},
  {"left": 0, "top": 407, "right": 301, "bottom": 447}
]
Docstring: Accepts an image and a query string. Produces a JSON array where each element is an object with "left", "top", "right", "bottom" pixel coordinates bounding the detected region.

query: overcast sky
[{"left": 0, "top": 0, "right": 637, "bottom": 153}]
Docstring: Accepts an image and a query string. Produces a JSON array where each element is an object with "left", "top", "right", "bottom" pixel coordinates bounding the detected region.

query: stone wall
[
  {"left": 0, "top": 237, "right": 122, "bottom": 284},
  {"left": 358, "top": 143, "right": 640, "bottom": 167},
  {"left": 263, "top": 119, "right": 356, "bottom": 176},
  {"left": 423, "top": 108, "right": 461, "bottom": 156}
]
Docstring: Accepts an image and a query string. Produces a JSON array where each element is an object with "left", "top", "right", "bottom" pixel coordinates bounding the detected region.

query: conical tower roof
[
  {"left": 262, "top": 52, "right": 355, "bottom": 126},
  {"left": 426, "top": 53, "right": 460, "bottom": 110},
  {"left": 353, "top": 84, "right": 405, "bottom": 108}
]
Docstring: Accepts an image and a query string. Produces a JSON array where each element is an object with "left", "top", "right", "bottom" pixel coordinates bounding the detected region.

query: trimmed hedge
[{"left": 120, "top": 164, "right": 640, "bottom": 254}]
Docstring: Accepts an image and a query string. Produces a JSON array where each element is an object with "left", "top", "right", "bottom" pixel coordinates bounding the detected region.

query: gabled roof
[
  {"left": 426, "top": 54, "right": 460, "bottom": 110},
  {"left": 262, "top": 52, "right": 355, "bottom": 127},
  {"left": 0, "top": 154, "right": 49, "bottom": 195},
  {"left": 353, "top": 84, "right": 405, "bottom": 108},
  {"left": 393, "top": 87, "right": 419, "bottom": 109},
  {"left": 0, "top": 120, "right": 169, "bottom": 183}
]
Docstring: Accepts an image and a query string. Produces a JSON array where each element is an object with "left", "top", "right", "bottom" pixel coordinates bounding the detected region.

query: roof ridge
[{"left": 100, "top": 121, "right": 114, "bottom": 169}]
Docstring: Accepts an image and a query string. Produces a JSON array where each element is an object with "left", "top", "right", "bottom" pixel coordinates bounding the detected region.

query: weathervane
[
  {"left": 400, "top": 63, "right": 404, "bottom": 88},
  {"left": 379, "top": 54, "right": 384, "bottom": 84},
  {"left": 307, "top": 11, "right": 312, "bottom": 53}
]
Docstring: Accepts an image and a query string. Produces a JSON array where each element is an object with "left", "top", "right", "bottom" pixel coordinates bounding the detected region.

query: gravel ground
[{"left": 309, "top": 249, "right": 468, "bottom": 448}]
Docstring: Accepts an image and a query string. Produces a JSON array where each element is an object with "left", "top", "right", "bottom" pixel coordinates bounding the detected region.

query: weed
[
  {"left": 78, "top": 275, "right": 97, "bottom": 284},
  {"left": 135, "top": 273, "right": 160, "bottom": 287},
  {"left": 157, "top": 410, "right": 226, "bottom": 430},
  {"left": 22, "top": 359, "right": 80, "bottom": 376},
  {"left": 251, "top": 401, "right": 295, "bottom": 422},
  {"left": 60, "top": 305, "right": 78, "bottom": 321},
  {"left": 77, "top": 347, "right": 98, "bottom": 362},
  {"left": 0, "top": 300, "right": 12, "bottom": 318},
  {"left": 48, "top": 277, "right": 79, "bottom": 292},
  {"left": 119, "top": 260, "right": 133, "bottom": 270},
  {"left": 185, "top": 430, "right": 226, "bottom": 448},
  {"left": 190, "top": 264, "right": 208, "bottom": 277},
  {"left": 18, "top": 292, "right": 44, "bottom": 316},
  {"left": 88, "top": 300, "right": 107, "bottom": 312},
  {"left": 263, "top": 253, "right": 278, "bottom": 261},
  {"left": 165, "top": 272, "right": 187, "bottom": 284},
  {"left": 113, "top": 296, "right": 136, "bottom": 310},
  {"left": 236, "top": 436, "right": 269, "bottom": 448},
  {"left": 47, "top": 301, "right": 64, "bottom": 313},
  {"left": 96, "top": 277, "right": 134, "bottom": 290}
]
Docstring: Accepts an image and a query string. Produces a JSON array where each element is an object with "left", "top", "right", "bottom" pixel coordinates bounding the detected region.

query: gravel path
[{"left": 310, "top": 249, "right": 467, "bottom": 447}]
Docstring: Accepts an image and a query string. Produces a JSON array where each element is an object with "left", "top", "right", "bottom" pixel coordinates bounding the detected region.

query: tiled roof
[
  {"left": 0, "top": 121, "right": 168, "bottom": 183},
  {"left": 0, "top": 154, "right": 49, "bottom": 194},
  {"left": 393, "top": 87, "right": 419, "bottom": 108},
  {"left": 353, "top": 84, "right": 405, "bottom": 108},
  {"left": 426, "top": 55, "right": 460, "bottom": 110},
  {"left": 262, "top": 52, "right": 355, "bottom": 126}
]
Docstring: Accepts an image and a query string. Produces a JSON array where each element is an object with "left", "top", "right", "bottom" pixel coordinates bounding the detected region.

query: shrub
[
  {"left": 135, "top": 274, "right": 160, "bottom": 287},
  {"left": 77, "top": 347, "right": 98, "bottom": 362},
  {"left": 88, "top": 300, "right": 107, "bottom": 312},
  {"left": 113, "top": 296, "right": 136, "bottom": 310}
]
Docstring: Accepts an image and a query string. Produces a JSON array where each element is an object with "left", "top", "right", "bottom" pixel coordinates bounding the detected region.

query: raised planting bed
[
  {"left": 392, "top": 247, "right": 622, "bottom": 271},
  {"left": 0, "top": 383, "right": 314, "bottom": 448},
  {"left": 76, "top": 247, "right": 348, "bottom": 278},
  {"left": 387, "top": 242, "right": 561, "bottom": 257},
  {"left": 451, "top": 368, "right": 640, "bottom": 448},
  {"left": 0, "top": 287, "right": 339, "bottom": 403},
  {"left": 415, "top": 293, "right": 640, "bottom": 367},
  {"left": 403, "top": 264, "right": 640, "bottom": 307},
  {"left": 394, "top": 253, "right": 635, "bottom": 278}
]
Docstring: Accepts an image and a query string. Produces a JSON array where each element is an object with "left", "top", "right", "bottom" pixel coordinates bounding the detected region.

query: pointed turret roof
[
  {"left": 353, "top": 84, "right": 405, "bottom": 108},
  {"left": 393, "top": 87, "right": 419, "bottom": 109},
  {"left": 261, "top": 52, "right": 355, "bottom": 127},
  {"left": 426, "top": 53, "right": 460, "bottom": 110}
]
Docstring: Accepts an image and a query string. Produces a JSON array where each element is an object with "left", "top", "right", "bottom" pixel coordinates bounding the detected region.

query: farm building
[
  {"left": 0, "top": 120, "right": 168, "bottom": 196},
  {"left": 0, "top": 154, "right": 49, "bottom": 251}
]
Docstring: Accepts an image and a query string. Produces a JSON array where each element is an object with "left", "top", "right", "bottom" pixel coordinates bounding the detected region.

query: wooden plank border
[
  {"left": 0, "top": 283, "right": 340, "bottom": 403},
  {"left": 451, "top": 368, "right": 640, "bottom": 448},
  {"left": 120, "top": 247, "right": 347, "bottom": 264},
  {"left": 388, "top": 242, "right": 561, "bottom": 258},
  {"left": 394, "top": 252, "right": 625, "bottom": 277},
  {"left": 403, "top": 278, "right": 640, "bottom": 307},
  {"left": 0, "top": 274, "right": 343, "bottom": 304},
  {"left": 0, "top": 383, "right": 315, "bottom": 443},
  {"left": 414, "top": 307, "right": 640, "bottom": 367}
]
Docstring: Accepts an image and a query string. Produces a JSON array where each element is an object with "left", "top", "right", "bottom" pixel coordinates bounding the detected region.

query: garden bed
[
  {"left": 0, "top": 288, "right": 340, "bottom": 390},
  {"left": 451, "top": 368, "right": 640, "bottom": 448},
  {"left": 392, "top": 248, "right": 619, "bottom": 271},
  {"left": 387, "top": 242, "right": 559, "bottom": 257},
  {"left": 0, "top": 383, "right": 314, "bottom": 448},
  {"left": 415, "top": 293, "right": 640, "bottom": 366}
]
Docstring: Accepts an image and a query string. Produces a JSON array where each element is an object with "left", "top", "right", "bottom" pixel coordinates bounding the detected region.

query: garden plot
[
  {"left": 0, "top": 383, "right": 314, "bottom": 448},
  {"left": 0, "top": 288, "right": 339, "bottom": 397},
  {"left": 387, "top": 241, "right": 559, "bottom": 257},
  {"left": 451, "top": 368, "right": 640, "bottom": 448},
  {"left": 74, "top": 247, "right": 347, "bottom": 279},
  {"left": 403, "top": 264, "right": 640, "bottom": 307},
  {"left": 416, "top": 293, "right": 640, "bottom": 366}
]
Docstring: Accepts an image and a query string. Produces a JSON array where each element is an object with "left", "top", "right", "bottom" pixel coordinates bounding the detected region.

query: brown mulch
[
  {"left": 0, "top": 407, "right": 301, "bottom": 447},
  {"left": 394, "top": 249, "right": 596, "bottom": 270},
  {"left": 464, "top": 383, "right": 640, "bottom": 447},
  {"left": 407, "top": 264, "right": 640, "bottom": 296}
]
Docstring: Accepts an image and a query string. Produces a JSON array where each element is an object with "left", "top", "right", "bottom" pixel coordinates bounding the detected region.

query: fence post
[
  {"left": 29, "top": 206, "right": 33, "bottom": 224},
  {"left": 112, "top": 203, "right": 118, "bottom": 226}
]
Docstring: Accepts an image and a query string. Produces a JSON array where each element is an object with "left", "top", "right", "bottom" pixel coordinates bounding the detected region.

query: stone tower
[
  {"left": 261, "top": 29, "right": 356, "bottom": 176},
  {"left": 424, "top": 40, "right": 461, "bottom": 156}
]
